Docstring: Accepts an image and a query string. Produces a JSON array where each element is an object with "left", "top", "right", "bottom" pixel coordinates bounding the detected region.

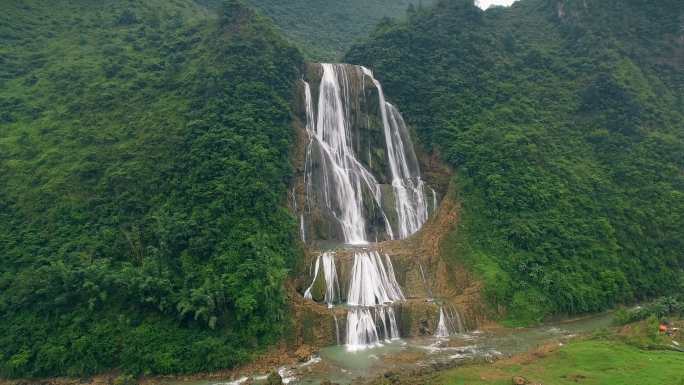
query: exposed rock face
[
  {"left": 291, "top": 184, "right": 487, "bottom": 348},
  {"left": 294, "top": 63, "right": 430, "bottom": 244}
]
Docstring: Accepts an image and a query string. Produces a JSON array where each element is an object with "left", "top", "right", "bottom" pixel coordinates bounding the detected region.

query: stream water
[{"left": 179, "top": 312, "right": 614, "bottom": 385}]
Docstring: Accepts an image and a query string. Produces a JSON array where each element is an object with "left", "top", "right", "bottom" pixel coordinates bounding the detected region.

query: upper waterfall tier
[{"left": 298, "top": 63, "right": 430, "bottom": 245}]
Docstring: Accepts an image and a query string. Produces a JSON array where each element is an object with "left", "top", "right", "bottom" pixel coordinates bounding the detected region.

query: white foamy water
[
  {"left": 435, "top": 307, "right": 451, "bottom": 338},
  {"left": 346, "top": 251, "right": 404, "bottom": 350},
  {"left": 362, "top": 66, "right": 429, "bottom": 239},
  {"left": 301, "top": 63, "right": 432, "bottom": 351},
  {"left": 303, "top": 252, "right": 340, "bottom": 308}
]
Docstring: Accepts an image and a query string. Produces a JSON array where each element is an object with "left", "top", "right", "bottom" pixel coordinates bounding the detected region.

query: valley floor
[
  {"left": 432, "top": 340, "right": 684, "bottom": 385},
  {"left": 374, "top": 319, "right": 684, "bottom": 385},
  {"left": 2, "top": 318, "right": 681, "bottom": 385}
]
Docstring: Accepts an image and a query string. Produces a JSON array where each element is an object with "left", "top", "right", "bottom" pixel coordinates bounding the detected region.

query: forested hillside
[
  {"left": 242, "top": 0, "right": 437, "bottom": 60},
  {"left": 347, "top": 0, "right": 684, "bottom": 323},
  {"left": 1, "top": 0, "right": 683, "bottom": 380},
  {"left": 0, "top": 0, "right": 302, "bottom": 377}
]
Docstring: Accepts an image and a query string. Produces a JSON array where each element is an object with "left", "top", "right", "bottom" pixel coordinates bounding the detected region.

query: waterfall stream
[
  {"left": 304, "top": 252, "right": 340, "bottom": 308},
  {"left": 435, "top": 305, "right": 466, "bottom": 338},
  {"left": 361, "top": 68, "right": 428, "bottom": 239},
  {"left": 418, "top": 262, "right": 433, "bottom": 301},
  {"left": 435, "top": 307, "right": 450, "bottom": 338},
  {"left": 301, "top": 63, "right": 431, "bottom": 351}
]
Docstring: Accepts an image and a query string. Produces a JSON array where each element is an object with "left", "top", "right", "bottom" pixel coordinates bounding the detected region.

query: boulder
[
  {"left": 265, "top": 371, "right": 283, "bottom": 385},
  {"left": 512, "top": 376, "right": 529, "bottom": 385},
  {"left": 294, "top": 344, "right": 315, "bottom": 362}
]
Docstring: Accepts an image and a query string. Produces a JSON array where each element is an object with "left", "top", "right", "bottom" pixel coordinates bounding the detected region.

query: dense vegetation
[
  {"left": 242, "top": 0, "right": 436, "bottom": 60},
  {"left": 2, "top": 0, "right": 682, "bottom": 380},
  {"left": 614, "top": 296, "right": 684, "bottom": 326},
  {"left": 347, "top": 0, "right": 684, "bottom": 324},
  {"left": 0, "top": 0, "right": 302, "bottom": 377}
]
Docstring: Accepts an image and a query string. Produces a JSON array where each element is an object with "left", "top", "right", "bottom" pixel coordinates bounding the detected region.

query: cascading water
[
  {"left": 301, "top": 63, "right": 428, "bottom": 243},
  {"left": 333, "top": 313, "right": 341, "bottom": 345},
  {"left": 302, "top": 65, "right": 391, "bottom": 244},
  {"left": 347, "top": 251, "right": 404, "bottom": 306},
  {"left": 434, "top": 305, "right": 466, "bottom": 338},
  {"left": 418, "top": 262, "right": 433, "bottom": 301},
  {"left": 431, "top": 188, "right": 438, "bottom": 214},
  {"left": 300, "top": 63, "right": 432, "bottom": 351},
  {"left": 304, "top": 252, "right": 340, "bottom": 308},
  {"left": 362, "top": 66, "right": 429, "bottom": 239},
  {"left": 345, "top": 251, "right": 405, "bottom": 349},
  {"left": 451, "top": 306, "right": 465, "bottom": 334},
  {"left": 435, "top": 307, "right": 451, "bottom": 338}
]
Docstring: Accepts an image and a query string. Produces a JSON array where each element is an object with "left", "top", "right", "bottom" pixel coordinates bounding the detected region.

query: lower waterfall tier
[
  {"left": 299, "top": 248, "right": 470, "bottom": 350},
  {"left": 293, "top": 299, "right": 472, "bottom": 348}
]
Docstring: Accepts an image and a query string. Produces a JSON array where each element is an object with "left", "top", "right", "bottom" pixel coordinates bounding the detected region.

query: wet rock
[
  {"left": 294, "top": 344, "right": 315, "bottom": 362},
  {"left": 419, "top": 318, "right": 430, "bottom": 335},
  {"left": 512, "top": 376, "right": 529, "bottom": 385},
  {"left": 265, "top": 371, "right": 283, "bottom": 385},
  {"left": 383, "top": 371, "right": 401, "bottom": 384}
]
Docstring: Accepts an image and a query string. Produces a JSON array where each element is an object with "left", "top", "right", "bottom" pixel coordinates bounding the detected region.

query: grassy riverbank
[
  {"left": 432, "top": 319, "right": 684, "bottom": 385},
  {"left": 436, "top": 340, "right": 683, "bottom": 385}
]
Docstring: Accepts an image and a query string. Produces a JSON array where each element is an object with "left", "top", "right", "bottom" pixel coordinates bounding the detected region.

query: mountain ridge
[{"left": 0, "top": 0, "right": 682, "bottom": 379}]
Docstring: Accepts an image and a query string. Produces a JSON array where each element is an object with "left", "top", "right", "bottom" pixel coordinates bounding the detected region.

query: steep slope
[
  {"left": 0, "top": 0, "right": 302, "bottom": 377},
  {"left": 346, "top": 0, "right": 684, "bottom": 323},
  {"left": 242, "top": 0, "right": 437, "bottom": 60}
]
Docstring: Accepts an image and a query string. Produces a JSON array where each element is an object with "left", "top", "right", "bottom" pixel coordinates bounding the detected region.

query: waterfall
[
  {"left": 347, "top": 251, "right": 404, "bottom": 306},
  {"left": 303, "top": 252, "right": 340, "bottom": 308},
  {"left": 418, "top": 262, "right": 433, "bottom": 300},
  {"left": 361, "top": 67, "right": 428, "bottom": 239},
  {"left": 300, "top": 63, "right": 432, "bottom": 351},
  {"left": 333, "top": 313, "right": 341, "bottom": 345},
  {"left": 303, "top": 257, "right": 320, "bottom": 300},
  {"left": 451, "top": 306, "right": 465, "bottom": 334},
  {"left": 345, "top": 251, "right": 404, "bottom": 350},
  {"left": 302, "top": 64, "right": 391, "bottom": 244},
  {"left": 435, "top": 305, "right": 465, "bottom": 338},
  {"left": 301, "top": 63, "right": 428, "bottom": 243},
  {"left": 435, "top": 307, "right": 450, "bottom": 338},
  {"left": 431, "top": 188, "right": 438, "bottom": 214},
  {"left": 346, "top": 308, "right": 381, "bottom": 349}
]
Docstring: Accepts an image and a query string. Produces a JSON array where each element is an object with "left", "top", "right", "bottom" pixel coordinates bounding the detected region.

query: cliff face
[
  {"left": 287, "top": 60, "right": 485, "bottom": 348},
  {"left": 290, "top": 180, "right": 487, "bottom": 348},
  {"left": 293, "top": 63, "right": 432, "bottom": 244}
]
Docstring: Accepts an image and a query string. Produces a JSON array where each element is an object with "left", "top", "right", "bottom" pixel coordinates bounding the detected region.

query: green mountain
[
  {"left": 1, "top": 0, "right": 682, "bottom": 380},
  {"left": 346, "top": 0, "right": 684, "bottom": 323},
  {"left": 0, "top": 0, "right": 302, "bottom": 377},
  {"left": 242, "top": 0, "right": 437, "bottom": 60}
]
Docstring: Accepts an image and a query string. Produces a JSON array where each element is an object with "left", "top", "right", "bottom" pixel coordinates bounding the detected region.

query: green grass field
[{"left": 436, "top": 340, "right": 684, "bottom": 385}]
